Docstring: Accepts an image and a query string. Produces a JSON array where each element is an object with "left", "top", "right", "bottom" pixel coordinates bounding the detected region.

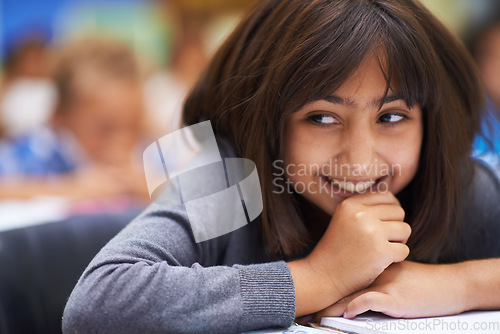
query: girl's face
[{"left": 284, "top": 55, "right": 423, "bottom": 215}]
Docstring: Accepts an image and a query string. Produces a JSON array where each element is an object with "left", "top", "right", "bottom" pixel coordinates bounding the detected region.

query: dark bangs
[{"left": 278, "top": 0, "right": 440, "bottom": 121}]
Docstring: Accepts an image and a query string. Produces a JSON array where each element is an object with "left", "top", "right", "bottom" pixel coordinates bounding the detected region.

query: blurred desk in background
[{"left": 0, "top": 198, "right": 69, "bottom": 232}]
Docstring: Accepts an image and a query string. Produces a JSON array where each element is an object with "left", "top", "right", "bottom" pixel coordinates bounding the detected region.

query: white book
[{"left": 319, "top": 311, "right": 500, "bottom": 334}]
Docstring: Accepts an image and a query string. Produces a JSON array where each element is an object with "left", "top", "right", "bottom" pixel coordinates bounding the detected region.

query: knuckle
[
  {"left": 400, "top": 244, "right": 410, "bottom": 259},
  {"left": 361, "top": 221, "right": 378, "bottom": 237},
  {"left": 382, "top": 190, "right": 396, "bottom": 200},
  {"left": 339, "top": 198, "right": 358, "bottom": 212},
  {"left": 354, "top": 210, "right": 367, "bottom": 221},
  {"left": 387, "top": 192, "right": 401, "bottom": 205},
  {"left": 403, "top": 222, "right": 412, "bottom": 236},
  {"left": 396, "top": 206, "right": 405, "bottom": 219}
]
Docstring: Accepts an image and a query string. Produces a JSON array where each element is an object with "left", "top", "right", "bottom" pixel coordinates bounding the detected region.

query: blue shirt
[
  {"left": 0, "top": 128, "right": 81, "bottom": 178},
  {"left": 472, "top": 99, "right": 500, "bottom": 176}
]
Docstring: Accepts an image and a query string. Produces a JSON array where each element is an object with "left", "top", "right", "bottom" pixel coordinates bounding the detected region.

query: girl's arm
[
  {"left": 462, "top": 258, "right": 500, "bottom": 310},
  {"left": 316, "top": 259, "right": 500, "bottom": 319},
  {"left": 62, "top": 204, "right": 295, "bottom": 334}
]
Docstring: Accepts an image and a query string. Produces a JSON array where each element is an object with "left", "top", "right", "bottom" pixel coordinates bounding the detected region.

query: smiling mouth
[{"left": 322, "top": 175, "right": 387, "bottom": 193}]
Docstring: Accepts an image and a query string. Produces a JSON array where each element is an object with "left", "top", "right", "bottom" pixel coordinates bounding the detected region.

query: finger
[
  {"left": 315, "top": 298, "right": 350, "bottom": 319},
  {"left": 388, "top": 242, "right": 410, "bottom": 262},
  {"left": 344, "top": 291, "right": 402, "bottom": 319},
  {"left": 383, "top": 221, "right": 411, "bottom": 243},
  {"left": 314, "top": 305, "right": 345, "bottom": 323},
  {"left": 353, "top": 190, "right": 400, "bottom": 206},
  {"left": 368, "top": 205, "right": 405, "bottom": 221},
  {"left": 314, "top": 291, "right": 366, "bottom": 323}
]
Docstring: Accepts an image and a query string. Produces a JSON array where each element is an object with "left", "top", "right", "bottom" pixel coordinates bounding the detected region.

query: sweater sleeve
[{"left": 62, "top": 204, "right": 296, "bottom": 334}]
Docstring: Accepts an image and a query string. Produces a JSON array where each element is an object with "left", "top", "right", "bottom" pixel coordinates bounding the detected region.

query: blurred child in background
[
  {"left": 469, "top": 16, "right": 500, "bottom": 174},
  {"left": 0, "top": 36, "right": 56, "bottom": 138},
  {"left": 0, "top": 37, "right": 149, "bottom": 202}
]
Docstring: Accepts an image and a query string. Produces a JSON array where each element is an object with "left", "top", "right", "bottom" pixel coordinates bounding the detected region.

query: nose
[{"left": 335, "top": 122, "right": 378, "bottom": 176}]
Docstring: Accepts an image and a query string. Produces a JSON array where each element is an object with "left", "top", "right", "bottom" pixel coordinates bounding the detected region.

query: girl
[{"left": 63, "top": 0, "right": 500, "bottom": 333}]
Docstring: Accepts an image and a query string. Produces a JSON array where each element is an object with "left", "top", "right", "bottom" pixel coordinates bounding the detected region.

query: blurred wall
[
  {"left": 0, "top": 0, "right": 169, "bottom": 73},
  {"left": 2, "top": 0, "right": 499, "bottom": 78},
  {"left": 420, "top": 0, "right": 500, "bottom": 39}
]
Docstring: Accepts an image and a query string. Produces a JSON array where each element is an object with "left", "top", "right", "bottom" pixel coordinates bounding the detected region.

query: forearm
[
  {"left": 460, "top": 258, "right": 500, "bottom": 311},
  {"left": 287, "top": 258, "right": 346, "bottom": 317},
  {"left": 63, "top": 206, "right": 296, "bottom": 333},
  {"left": 64, "top": 259, "right": 295, "bottom": 333}
]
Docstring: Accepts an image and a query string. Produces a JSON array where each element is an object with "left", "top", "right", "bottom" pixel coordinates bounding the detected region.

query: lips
[
  {"left": 331, "top": 179, "right": 375, "bottom": 192},
  {"left": 322, "top": 175, "right": 387, "bottom": 194}
]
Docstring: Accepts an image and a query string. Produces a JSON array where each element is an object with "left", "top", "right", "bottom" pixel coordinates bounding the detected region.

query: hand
[
  {"left": 311, "top": 191, "right": 411, "bottom": 298},
  {"left": 315, "top": 261, "right": 468, "bottom": 320},
  {"left": 289, "top": 191, "right": 411, "bottom": 316}
]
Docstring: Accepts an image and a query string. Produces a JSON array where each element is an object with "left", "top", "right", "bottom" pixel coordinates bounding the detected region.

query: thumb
[{"left": 344, "top": 291, "right": 403, "bottom": 319}]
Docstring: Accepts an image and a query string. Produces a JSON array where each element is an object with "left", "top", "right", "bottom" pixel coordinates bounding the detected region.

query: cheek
[
  {"left": 285, "top": 127, "right": 334, "bottom": 168},
  {"left": 396, "top": 150, "right": 420, "bottom": 180},
  {"left": 284, "top": 142, "right": 328, "bottom": 184}
]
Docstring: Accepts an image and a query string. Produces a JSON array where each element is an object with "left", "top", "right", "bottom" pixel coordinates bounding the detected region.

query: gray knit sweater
[
  {"left": 62, "top": 201, "right": 295, "bottom": 334},
  {"left": 62, "top": 157, "right": 500, "bottom": 333}
]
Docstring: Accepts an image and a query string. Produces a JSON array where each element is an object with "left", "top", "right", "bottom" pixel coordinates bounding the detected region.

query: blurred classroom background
[
  {"left": 0, "top": 0, "right": 255, "bottom": 219},
  {"left": 0, "top": 0, "right": 254, "bottom": 139},
  {"left": 0, "top": 0, "right": 499, "bottom": 333},
  {"left": 0, "top": 0, "right": 499, "bottom": 206},
  {"left": 0, "top": 1, "right": 255, "bottom": 333}
]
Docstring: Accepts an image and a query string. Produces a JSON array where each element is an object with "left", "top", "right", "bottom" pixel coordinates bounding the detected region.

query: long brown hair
[{"left": 183, "top": 0, "right": 484, "bottom": 262}]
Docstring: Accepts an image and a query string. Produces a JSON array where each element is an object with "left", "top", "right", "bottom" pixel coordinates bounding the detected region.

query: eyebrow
[{"left": 322, "top": 94, "right": 405, "bottom": 108}]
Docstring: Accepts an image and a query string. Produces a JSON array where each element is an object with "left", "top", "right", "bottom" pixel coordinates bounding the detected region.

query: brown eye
[
  {"left": 378, "top": 113, "right": 406, "bottom": 124},
  {"left": 309, "top": 114, "right": 339, "bottom": 125}
]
